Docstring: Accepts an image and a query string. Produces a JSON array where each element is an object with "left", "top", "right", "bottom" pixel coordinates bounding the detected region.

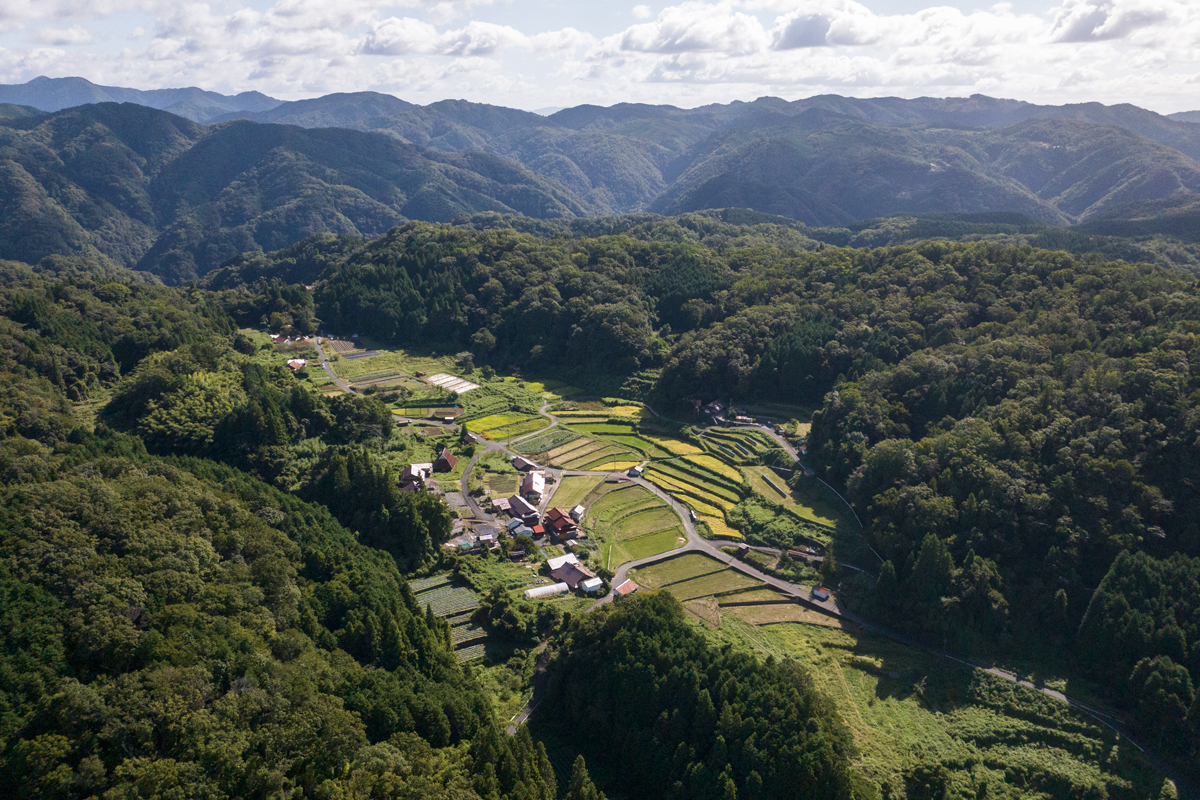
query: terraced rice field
[
  {"left": 699, "top": 514, "right": 743, "bottom": 540},
  {"left": 684, "top": 454, "right": 744, "bottom": 483},
  {"left": 567, "top": 423, "right": 637, "bottom": 434},
  {"left": 563, "top": 443, "right": 638, "bottom": 469},
  {"left": 415, "top": 585, "right": 478, "bottom": 617},
  {"left": 547, "top": 438, "right": 604, "bottom": 464},
  {"left": 645, "top": 468, "right": 737, "bottom": 511},
  {"left": 644, "top": 435, "right": 704, "bottom": 455},
  {"left": 657, "top": 460, "right": 742, "bottom": 499}
]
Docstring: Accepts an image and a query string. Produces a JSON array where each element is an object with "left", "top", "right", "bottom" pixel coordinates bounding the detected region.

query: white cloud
[
  {"left": 0, "top": 0, "right": 1198, "bottom": 114},
  {"left": 35, "top": 26, "right": 93, "bottom": 45},
  {"left": 601, "top": 2, "right": 769, "bottom": 56}
]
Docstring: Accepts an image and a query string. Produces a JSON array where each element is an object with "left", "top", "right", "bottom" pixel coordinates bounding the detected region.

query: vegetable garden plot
[
  {"left": 415, "top": 585, "right": 479, "bottom": 616},
  {"left": 452, "top": 626, "right": 488, "bottom": 646},
  {"left": 410, "top": 574, "right": 452, "bottom": 592},
  {"left": 456, "top": 643, "right": 487, "bottom": 662},
  {"left": 515, "top": 429, "right": 576, "bottom": 453}
]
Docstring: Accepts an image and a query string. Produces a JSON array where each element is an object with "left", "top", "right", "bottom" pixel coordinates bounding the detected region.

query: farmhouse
[
  {"left": 433, "top": 448, "right": 457, "bottom": 473},
  {"left": 546, "top": 553, "right": 596, "bottom": 590},
  {"left": 544, "top": 508, "right": 578, "bottom": 541},
  {"left": 286, "top": 358, "right": 307, "bottom": 370},
  {"left": 614, "top": 580, "right": 639, "bottom": 598},
  {"left": 507, "top": 495, "right": 539, "bottom": 521},
  {"left": 399, "top": 462, "right": 432, "bottom": 490},
  {"left": 521, "top": 470, "right": 546, "bottom": 502}
]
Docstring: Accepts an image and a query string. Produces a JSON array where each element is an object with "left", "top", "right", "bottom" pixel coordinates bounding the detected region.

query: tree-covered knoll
[{"left": 543, "top": 591, "right": 864, "bottom": 800}]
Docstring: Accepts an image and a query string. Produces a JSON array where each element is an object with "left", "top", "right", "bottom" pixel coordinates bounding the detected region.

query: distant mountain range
[
  {"left": 0, "top": 76, "right": 280, "bottom": 123},
  {"left": 1, "top": 77, "right": 1198, "bottom": 281},
  {"left": 1169, "top": 111, "right": 1200, "bottom": 123}
]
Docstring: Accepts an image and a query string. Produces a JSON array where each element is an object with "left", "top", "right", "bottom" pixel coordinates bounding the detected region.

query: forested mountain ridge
[
  {"left": 0, "top": 103, "right": 590, "bottom": 283},
  {"left": 3, "top": 92, "right": 1200, "bottom": 284},
  {"left": 0, "top": 75, "right": 280, "bottom": 122}
]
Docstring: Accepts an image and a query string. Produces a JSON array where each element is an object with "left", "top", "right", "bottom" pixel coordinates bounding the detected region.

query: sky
[{"left": 0, "top": 0, "right": 1196, "bottom": 114}]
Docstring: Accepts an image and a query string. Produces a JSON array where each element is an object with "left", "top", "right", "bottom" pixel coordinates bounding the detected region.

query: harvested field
[
  {"left": 563, "top": 444, "right": 635, "bottom": 469},
  {"left": 717, "top": 588, "right": 788, "bottom": 605},
  {"left": 683, "top": 596, "right": 722, "bottom": 627},
  {"left": 327, "top": 339, "right": 359, "bottom": 353}
]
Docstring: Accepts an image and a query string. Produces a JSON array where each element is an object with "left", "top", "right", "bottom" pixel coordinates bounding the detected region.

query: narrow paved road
[{"left": 313, "top": 338, "right": 354, "bottom": 392}]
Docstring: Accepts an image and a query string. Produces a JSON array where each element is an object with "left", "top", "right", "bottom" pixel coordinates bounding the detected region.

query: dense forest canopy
[
  {"left": 217, "top": 216, "right": 1200, "bottom": 768},
  {"left": 1, "top": 198, "right": 1200, "bottom": 790}
]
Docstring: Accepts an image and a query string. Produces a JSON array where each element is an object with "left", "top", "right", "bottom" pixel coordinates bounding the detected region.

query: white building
[{"left": 524, "top": 582, "right": 569, "bottom": 600}]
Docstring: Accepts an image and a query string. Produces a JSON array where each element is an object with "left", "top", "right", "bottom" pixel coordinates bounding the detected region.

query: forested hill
[
  {"left": 0, "top": 256, "right": 866, "bottom": 799},
  {"left": 220, "top": 218, "right": 1200, "bottom": 764},
  {"left": 3, "top": 97, "right": 1200, "bottom": 285}
]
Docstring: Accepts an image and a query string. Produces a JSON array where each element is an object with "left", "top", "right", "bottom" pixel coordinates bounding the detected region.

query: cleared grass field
[
  {"left": 608, "top": 527, "right": 686, "bottom": 565},
  {"left": 660, "top": 569, "right": 762, "bottom": 601},
  {"left": 549, "top": 475, "right": 604, "bottom": 509},
  {"left": 633, "top": 553, "right": 727, "bottom": 588},
  {"left": 485, "top": 473, "right": 520, "bottom": 496},
  {"left": 614, "top": 506, "right": 679, "bottom": 535},
  {"left": 724, "top": 603, "right": 842, "bottom": 627},
  {"left": 577, "top": 457, "right": 641, "bottom": 472}
]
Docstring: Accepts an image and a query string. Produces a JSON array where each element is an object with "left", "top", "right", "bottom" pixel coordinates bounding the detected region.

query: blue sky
[{"left": 0, "top": 1, "right": 1196, "bottom": 113}]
